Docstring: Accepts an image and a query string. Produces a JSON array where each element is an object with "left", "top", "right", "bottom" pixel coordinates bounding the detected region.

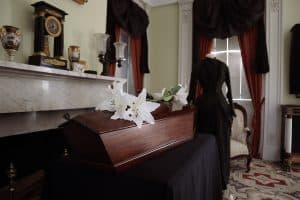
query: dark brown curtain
[
  {"left": 131, "top": 37, "right": 144, "bottom": 94},
  {"left": 106, "top": 0, "right": 149, "bottom": 75},
  {"left": 188, "top": 35, "right": 213, "bottom": 103},
  {"left": 238, "top": 24, "right": 264, "bottom": 158},
  {"left": 199, "top": 35, "right": 214, "bottom": 59},
  {"left": 107, "top": 25, "right": 121, "bottom": 76}
]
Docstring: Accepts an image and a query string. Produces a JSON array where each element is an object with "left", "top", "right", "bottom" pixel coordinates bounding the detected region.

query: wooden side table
[{"left": 281, "top": 105, "right": 300, "bottom": 171}]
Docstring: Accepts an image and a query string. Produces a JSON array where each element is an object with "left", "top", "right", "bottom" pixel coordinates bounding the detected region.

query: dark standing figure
[{"left": 189, "top": 57, "right": 236, "bottom": 190}]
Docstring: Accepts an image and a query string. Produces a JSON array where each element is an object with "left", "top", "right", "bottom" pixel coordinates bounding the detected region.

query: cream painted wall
[
  {"left": 145, "top": 3, "right": 178, "bottom": 93},
  {"left": 0, "top": 0, "right": 107, "bottom": 72},
  {"left": 281, "top": 0, "right": 300, "bottom": 104}
]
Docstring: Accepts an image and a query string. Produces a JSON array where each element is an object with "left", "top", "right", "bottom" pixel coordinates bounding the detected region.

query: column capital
[
  {"left": 270, "top": 0, "right": 280, "bottom": 13},
  {"left": 178, "top": 0, "right": 194, "bottom": 6}
]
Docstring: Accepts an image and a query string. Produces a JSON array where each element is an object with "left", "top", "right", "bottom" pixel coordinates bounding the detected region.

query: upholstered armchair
[{"left": 230, "top": 103, "right": 252, "bottom": 172}]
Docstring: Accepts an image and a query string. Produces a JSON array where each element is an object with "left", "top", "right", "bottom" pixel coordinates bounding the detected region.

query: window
[
  {"left": 211, "top": 37, "right": 253, "bottom": 125},
  {"left": 211, "top": 37, "right": 251, "bottom": 102}
]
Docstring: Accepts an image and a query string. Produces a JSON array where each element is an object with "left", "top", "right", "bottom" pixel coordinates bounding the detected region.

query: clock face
[{"left": 45, "top": 16, "right": 62, "bottom": 37}]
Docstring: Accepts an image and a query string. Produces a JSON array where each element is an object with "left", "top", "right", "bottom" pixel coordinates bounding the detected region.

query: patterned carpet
[{"left": 223, "top": 159, "right": 300, "bottom": 200}]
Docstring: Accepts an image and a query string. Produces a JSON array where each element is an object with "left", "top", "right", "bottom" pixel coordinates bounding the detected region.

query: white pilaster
[
  {"left": 178, "top": 0, "right": 194, "bottom": 88},
  {"left": 262, "top": 0, "right": 282, "bottom": 161}
]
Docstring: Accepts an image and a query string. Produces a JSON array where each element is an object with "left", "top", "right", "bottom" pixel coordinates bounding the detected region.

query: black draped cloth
[
  {"left": 193, "top": 0, "right": 265, "bottom": 38},
  {"left": 106, "top": 0, "right": 149, "bottom": 73},
  {"left": 290, "top": 24, "right": 300, "bottom": 94},
  {"left": 192, "top": 0, "right": 269, "bottom": 74},
  {"left": 192, "top": 58, "right": 235, "bottom": 189},
  {"left": 43, "top": 134, "right": 222, "bottom": 200}
]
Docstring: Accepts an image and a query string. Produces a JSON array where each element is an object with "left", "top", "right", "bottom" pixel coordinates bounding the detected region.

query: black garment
[{"left": 192, "top": 58, "right": 235, "bottom": 189}]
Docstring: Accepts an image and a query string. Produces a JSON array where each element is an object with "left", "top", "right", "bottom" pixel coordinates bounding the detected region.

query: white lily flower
[
  {"left": 128, "top": 89, "right": 160, "bottom": 128},
  {"left": 96, "top": 86, "right": 159, "bottom": 128},
  {"left": 173, "top": 86, "right": 188, "bottom": 105},
  {"left": 110, "top": 93, "right": 131, "bottom": 120},
  {"left": 95, "top": 81, "right": 124, "bottom": 112},
  {"left": 111, "top": 81, "right": 124, "bottom": 95},
  {"left": 95, "top": 87, "right": 115, "bottom": 111}
]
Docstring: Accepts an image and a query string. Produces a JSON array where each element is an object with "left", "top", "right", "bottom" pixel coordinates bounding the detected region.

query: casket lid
[{"left": 70, "top": 104, "right": 193, "bottom": 134}]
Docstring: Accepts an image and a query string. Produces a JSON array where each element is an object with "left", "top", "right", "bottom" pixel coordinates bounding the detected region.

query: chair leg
[{"left": 246, "top": 156, "right": 252, "bottom": 172}]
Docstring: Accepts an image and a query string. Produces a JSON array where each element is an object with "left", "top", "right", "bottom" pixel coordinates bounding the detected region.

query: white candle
[
  {"left": 285, "top": 116, "right": 293, "bottom": 153},
  {"left": 72, "top": 51, "right": 79, "bottom": 59}
]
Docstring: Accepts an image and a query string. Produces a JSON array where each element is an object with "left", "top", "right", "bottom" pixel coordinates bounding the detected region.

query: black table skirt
[{"left": 43, "top": 134, "right": 222, "bottom": 200}]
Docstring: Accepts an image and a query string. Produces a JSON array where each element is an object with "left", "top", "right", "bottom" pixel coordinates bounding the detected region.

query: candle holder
[
  {"left": 68, "top": 45, "right": 80, "bottom": 70},
  {"left": 94, "top": 33, "right": 127, "bottom": 75}
]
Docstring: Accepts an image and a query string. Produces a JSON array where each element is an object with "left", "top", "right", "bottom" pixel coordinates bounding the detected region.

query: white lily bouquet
[
  {"left": 96, "top": 82, "right": 160, "bottom": 128},
  {"left": 152, "top": 84, "right": 188, "bottom": 111}
]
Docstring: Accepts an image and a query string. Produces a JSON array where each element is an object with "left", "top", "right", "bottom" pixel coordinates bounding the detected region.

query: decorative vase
[
  {"left": 68, "top": 45, "right": 80, "bottom": 62},
  {"left": 68, "top": 45, "right": 80, "bottom": 70},
  {"left": 0, "top": 26, "right": 21, "bottom": 61}
]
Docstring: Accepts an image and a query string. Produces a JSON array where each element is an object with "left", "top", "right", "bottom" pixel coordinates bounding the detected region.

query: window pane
[
  {"left": 213, "top": 37, "right": 252, "bottom": 101},
  {"left": 230, "top": 76, "right": 240, "bottom": 99},
  {"left": 215, "top": 38, "right": 227, "bottom": 51},
  {"left": 241, "top": 70, "right": 251, "bottom": 99},
  {"left": 216, "top": 53, "right": 226, "bottom": 64},
  {"left": 228, "top": 53, "right": 240, "bottom": 77},
  {"left": 228, "top": 36, "right": 239, "bottom": 49}
]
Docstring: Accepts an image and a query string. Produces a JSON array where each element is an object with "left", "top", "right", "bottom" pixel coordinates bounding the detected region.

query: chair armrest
[{"left": 234, "top": 128, "right": 250, "bottom": 144}]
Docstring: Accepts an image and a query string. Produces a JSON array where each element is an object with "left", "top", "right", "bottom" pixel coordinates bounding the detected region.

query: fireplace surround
[
  {"left": 0, "top": 60, "right": 125, "bottom": 137},
  {"left": 0, "top": 60, "right": 125, "bottom": 196}
]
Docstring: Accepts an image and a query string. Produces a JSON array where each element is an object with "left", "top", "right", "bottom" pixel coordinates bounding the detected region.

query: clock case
[{"left": 29, "top": 1, "right": 68, "bottom": 70}]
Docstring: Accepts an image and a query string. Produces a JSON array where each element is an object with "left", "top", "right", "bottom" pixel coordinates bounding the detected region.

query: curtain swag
[
  {"left": 193, "top": 0, "right": 265, "bottom": 38},
  {"left": 193, "top": 0, "right": 269, "bottom": 74}
]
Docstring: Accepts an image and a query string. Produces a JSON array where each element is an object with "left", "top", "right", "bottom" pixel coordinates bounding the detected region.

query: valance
[
  {"left": 106, "top": 0, "right": 149, "bottom": 73},
  {"left": 108, "top": 0, "right": 149, "bottom": 37},
  {"left": 193, "top": 0, "right": 265, "bottom": 38}
]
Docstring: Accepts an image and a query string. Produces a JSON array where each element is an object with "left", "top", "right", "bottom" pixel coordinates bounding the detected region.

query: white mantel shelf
[
  {"left": 0, "top": 60, "right": 126, "bottom": 114},
  {"left": 0, "top": 60, "right": 124, "bottom": 82}
]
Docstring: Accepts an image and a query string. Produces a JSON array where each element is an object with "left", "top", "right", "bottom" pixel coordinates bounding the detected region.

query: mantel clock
[{"left": 29, "top": 1, "right": 68, "bottom": 70}]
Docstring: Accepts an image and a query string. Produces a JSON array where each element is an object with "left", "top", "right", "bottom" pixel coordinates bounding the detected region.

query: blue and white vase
[{"left": 0, "top": 25, "right": 21, "bottom": 61}]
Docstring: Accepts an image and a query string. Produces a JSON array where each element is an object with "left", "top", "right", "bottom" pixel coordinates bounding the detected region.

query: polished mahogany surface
[{"left": 64, "top": 105, "right": 195, "bottom": 171}]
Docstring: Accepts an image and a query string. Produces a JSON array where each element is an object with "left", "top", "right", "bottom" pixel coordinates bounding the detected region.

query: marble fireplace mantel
[{"left": 0, "top": 61, "right": 126, "bottom": 137}]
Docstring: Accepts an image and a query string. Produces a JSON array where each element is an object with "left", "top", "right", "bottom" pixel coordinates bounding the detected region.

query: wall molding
[
  {"left": 262, "top": 0, "right": 283, "bottom": 161},
  {"left": 271, "top": 0, "right": 280, "bottom": 12},
  {"left": 178, "top": 0, "right": 194, "bottom": 88}
]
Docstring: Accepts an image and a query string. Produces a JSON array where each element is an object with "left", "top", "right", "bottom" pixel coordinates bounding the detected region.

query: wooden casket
[{"left": 63, "top": 105, "right": 195, "bottom": 171}]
